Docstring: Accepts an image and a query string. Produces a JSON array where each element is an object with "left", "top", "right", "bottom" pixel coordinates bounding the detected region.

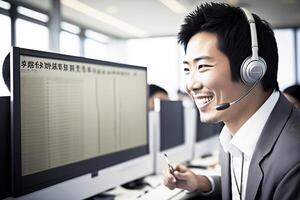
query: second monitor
[
  {"left": 194, "top": 110, "right": 224, "bottom": 159},
  {"left": 153, "top": 100, "right": 195, "bottom": 174}
]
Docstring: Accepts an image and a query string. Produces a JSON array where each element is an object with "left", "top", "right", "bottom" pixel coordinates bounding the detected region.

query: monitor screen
[
  {"left": 153, "top": 100, "right": 193, "bottom": 174},
  {"left": 196, "top": 111, "right": 224, "bottom": 142},
  {"left": 9, "top": 47, "right": 149, "bottom": 197},
  {"left": 193, "top": 110, "right": 224, "bottom": 158},
  {"left": 159, "top": 100, "right": 184, "bottom": 151}
]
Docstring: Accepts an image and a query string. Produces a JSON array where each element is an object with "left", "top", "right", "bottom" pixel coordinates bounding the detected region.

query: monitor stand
[
  {"left": 121, "top": 177, "right": 148, "bottom": 190},
  {"left": 86, "top": 193, "right": 116, "bottom": 200}
]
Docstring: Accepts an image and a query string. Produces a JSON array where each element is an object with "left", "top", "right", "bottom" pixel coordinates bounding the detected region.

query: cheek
[
  {"left": 184, "top": 74, "right": 190, "bottom": 85},
  {"left": 209, "top": 67, "right": 233, "bottom": 88},
  {"left": 184, "top": 75, "right": 191, "bottom": 92},
  {"left": 204, "top": 73, "right": 238, "bottom": 101},
  {"left": 203, "top": 72, "right": 226, "bottom": 89}
]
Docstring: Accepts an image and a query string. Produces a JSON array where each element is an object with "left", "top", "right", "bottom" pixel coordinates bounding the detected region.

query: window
[
  {"left": 0, "top": 0, "right": 10, "bottom": 10},
  {"left": 17, "top": 6, "right": 49, "bottom": 22},
  {"left": 60, "top": 22, "right": 80, "bottom": 56},
  {"left": 16, "top": 18, "right": 49, "bottom": 51},
  {"left": 0, "top": 14, "right": 11, "bottom": 65},
  {"left": 274, "top": 29, "right": 296, "bottom": 90},
  {"left": 61, "top": 21, "right": 80, "bottom": 34},
  {"left": 0, "top": 14, "right": 11, "bottom": 96},
  {"left": 84, "top": 30, "right": 109, "bottom": 60},
  {"left": 84, "top": 38, "right": 107, "bottom": 60},
  {"left": 127, "top": 37, "right": 179, "bottom": 98},
  {"left": 60, "top": 31, "right": 80, "bottom": 56}
]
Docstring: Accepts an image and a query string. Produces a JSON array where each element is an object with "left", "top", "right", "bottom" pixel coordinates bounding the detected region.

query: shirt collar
[{"left": 219, "top": 90, "right": 280, "bottom": 159}]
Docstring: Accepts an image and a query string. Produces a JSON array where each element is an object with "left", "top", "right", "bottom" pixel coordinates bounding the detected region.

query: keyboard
[{"left": 137, "top": 184, "right": 185, "bottom": 200}]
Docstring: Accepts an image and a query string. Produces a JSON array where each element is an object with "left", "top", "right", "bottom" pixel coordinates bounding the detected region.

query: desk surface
[{"left": 95, "top": 158, "right": 220, "bottom": 200}]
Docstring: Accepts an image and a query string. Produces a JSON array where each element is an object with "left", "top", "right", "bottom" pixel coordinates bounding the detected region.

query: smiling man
[{"left": 163, "top": 3, "right": 300, "bottom": 200}]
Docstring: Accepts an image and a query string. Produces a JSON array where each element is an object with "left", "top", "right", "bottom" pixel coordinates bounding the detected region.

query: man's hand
[{"left": 162, "top": 164, "right": 212, "bottom": 193}]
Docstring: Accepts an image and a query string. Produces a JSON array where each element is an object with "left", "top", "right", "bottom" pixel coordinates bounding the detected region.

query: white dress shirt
[{"left": 218, "top": 90, "right": 279, "bottom": 200}]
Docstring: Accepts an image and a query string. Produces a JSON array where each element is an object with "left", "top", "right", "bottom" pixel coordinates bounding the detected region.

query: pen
[{"left": 164, "top": 153, "right": 175, "bottom": 175}]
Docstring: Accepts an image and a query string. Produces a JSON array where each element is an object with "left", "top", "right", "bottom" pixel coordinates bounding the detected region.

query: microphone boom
[{"left": 215, "top": 80, "right": 259, "bottom": 111}]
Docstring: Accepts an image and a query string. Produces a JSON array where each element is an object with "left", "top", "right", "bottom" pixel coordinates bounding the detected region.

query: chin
[{"left": 199, "top": 112, "right": 220, "bottom": 123}]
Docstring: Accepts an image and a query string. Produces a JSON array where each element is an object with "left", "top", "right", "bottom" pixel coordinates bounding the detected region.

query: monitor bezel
[
  {"left": 153, "top": 100, "right": 194, "bottom": 174},
  {"left": 10, "top": 47, "right": 149, "bottom": 197},
  {"left": 159, "top": 100, "right": 185, "bottom": 151},
  {"left": 194, "top": 110, "right": 223, "bottom": 158}
]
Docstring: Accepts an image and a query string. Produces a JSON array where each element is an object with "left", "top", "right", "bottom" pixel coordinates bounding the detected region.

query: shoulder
[
  {"left": 259, "top": 110, "right": 300, "bottom": 196},
  {"left": 286, "top": 107, "right": 300, "bottom": 135},
  {"left": 274, "top": 104, "right": 300, "bottom": 144},
  {"left": 270, "top": 94, "right": 300, "bottom": 143},
  {"left": 262, "top": 102, "right": 300, "bottom": 174},
  {"left": 279, "top": 106, "right": 300, "bottom": 145}
]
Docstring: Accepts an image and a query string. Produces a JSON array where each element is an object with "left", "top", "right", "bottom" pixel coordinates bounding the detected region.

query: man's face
[{"left": 183, "top": 32, "right": 247, "bottom": 123}]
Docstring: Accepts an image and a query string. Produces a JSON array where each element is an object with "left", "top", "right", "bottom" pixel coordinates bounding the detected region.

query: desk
[{"left": 93, "top": 159, "right": 220, "bottom": 200}]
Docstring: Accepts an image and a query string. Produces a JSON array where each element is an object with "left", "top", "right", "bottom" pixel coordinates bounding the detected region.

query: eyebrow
[{"left": 183, "top": 56, "right": 213, "bottom": 65}]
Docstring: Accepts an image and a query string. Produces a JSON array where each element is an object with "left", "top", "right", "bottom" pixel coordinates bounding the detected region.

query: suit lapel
[
  {"left": 245, "top": 152, "right": 263, "bottom": 200},
  {"left": 245, "top": 94, "right": 293, "bottom": 200}
]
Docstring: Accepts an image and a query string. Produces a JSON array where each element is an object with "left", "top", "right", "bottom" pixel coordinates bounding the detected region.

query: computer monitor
[
  {"left": 7, "top": 47, "right": 153, "bottom": 199},
  {"left": 194, "top": 110, "right": 224, "bottom": 158},
  {"left": 152, "top": 100, "right": 194, "bottom": 174}
]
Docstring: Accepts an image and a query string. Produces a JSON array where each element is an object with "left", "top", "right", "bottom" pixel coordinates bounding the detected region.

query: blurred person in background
[
  {"left": 148, "top": 84, "right": 169, "bottom": 110},
  {"left": 283, "top": 84, "right": 300, "bottom": 108}
]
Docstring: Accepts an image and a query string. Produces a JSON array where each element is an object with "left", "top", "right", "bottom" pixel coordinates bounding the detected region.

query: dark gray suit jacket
[{"left": 208, "top": 94, "right": 300, "bottom": 200}]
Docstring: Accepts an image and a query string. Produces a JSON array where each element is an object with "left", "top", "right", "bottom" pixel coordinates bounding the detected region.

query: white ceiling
[{"left": 17, "top": 0, "right": 300, "bottom": 39}]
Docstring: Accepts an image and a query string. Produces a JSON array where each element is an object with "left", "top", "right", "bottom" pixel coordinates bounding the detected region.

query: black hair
[
  {"left": 178, "top": 2, "right": 279, "bottom": 91},
  {"left": 149, "top": 84, "right": 168, "bottom": 98},
  {"left": 283, "top": 84, "right": 300, "bottom": 102}
]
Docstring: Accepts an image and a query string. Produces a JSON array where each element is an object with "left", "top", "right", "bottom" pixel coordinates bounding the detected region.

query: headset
[
  {"left": 240, "top": 7, "right": 267, "bottom": 85},
  {"left": 215, "top": 7, "right": 267, "bottom": 111}
]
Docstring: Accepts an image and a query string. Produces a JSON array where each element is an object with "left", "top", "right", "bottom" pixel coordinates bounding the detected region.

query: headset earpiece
[
  {"left": 240, "top": 8, "right": 267, "bottom": 85},
  {"left": 240, "top": 56, "right": 267, "bottom": 85}
]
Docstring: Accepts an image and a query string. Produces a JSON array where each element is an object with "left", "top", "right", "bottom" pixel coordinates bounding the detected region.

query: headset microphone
[
  {"left": 215, "top": 7, "right": 267, "bottom": 111},
  {"left": 215, "top": 80, "right": 259, "bottom": 111}
]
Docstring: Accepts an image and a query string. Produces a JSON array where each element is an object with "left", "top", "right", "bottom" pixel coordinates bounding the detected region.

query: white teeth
[{"left": 196, "top": 96, "right": 213, "bottom": 105}]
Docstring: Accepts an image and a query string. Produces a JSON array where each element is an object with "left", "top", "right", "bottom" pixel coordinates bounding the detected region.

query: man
[
  {"left": 148, "top": 84, "right": 169, "bottom": 110},
  {"left": 163, "top": 3, "right": 300, "bottom": 200}
]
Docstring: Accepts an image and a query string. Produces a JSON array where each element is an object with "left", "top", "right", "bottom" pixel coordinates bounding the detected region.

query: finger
[
  {"left": 163, "top": 174, "right": 176, "bottom": 190},
  {"left": 164, "top": 179, "right": 176, "bottom": 190},
  {"left": 174, "top": 169, "right": 194, "bottom": 181},
  {"left": 174, "top": 164, "right": 188, "bottom": 172},
  {"left": 162, "top": 170, "right": 177, "bottom": 186},
  {"left": 168, "top": 173, "right": 177, "bottom": 184},
  {"left": 162, "top": 168, "right": 176, "bottom": 181}
]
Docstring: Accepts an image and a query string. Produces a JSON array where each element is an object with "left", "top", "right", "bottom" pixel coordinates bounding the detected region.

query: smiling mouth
[{"left": 194, "top": 95, "right": 214, "bottom": 107}]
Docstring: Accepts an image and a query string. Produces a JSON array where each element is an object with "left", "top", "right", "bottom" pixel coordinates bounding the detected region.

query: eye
[
  {"left": 184, "top": 67, "right": 190, "bottom": 74},
  {"left": 198, "top": 64, "right": 212, "bottom": 71}
]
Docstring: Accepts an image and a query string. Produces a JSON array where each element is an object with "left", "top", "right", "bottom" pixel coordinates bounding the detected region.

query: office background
[
  {"left": 0, "top": 0, "right": 300, "bottom": 98},
  {"left": 1, "top": 1, "right": 300, "bottom": 199}
]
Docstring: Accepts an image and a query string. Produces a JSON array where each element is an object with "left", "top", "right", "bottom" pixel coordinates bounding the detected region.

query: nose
[{"left": 186, "top": 72, "right": 203, "bottom": 96}]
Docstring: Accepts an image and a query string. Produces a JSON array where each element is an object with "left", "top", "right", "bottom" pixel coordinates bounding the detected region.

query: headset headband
[{"left": 240, "top": 8, "right": 259, "bottom": 60}]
